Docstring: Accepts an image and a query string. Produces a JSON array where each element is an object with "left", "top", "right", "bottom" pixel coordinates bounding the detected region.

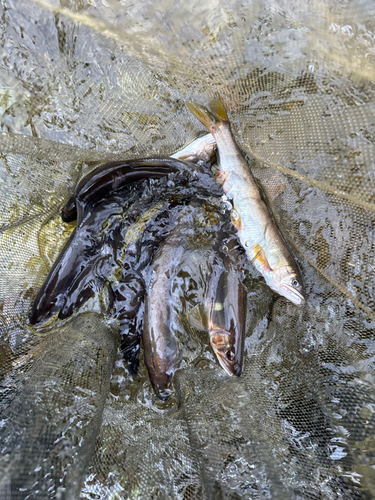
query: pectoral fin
[
  {"left": 251, "top": 245, "right": 273, "bottom": 272},
  {"left": 187, "top": 304, "right": 208, "bottom": 331},
  {"left": 230, "top": 210, "right": 242, "bottom": 230},
  {"left": 214, "top": 170, "right": 227, "bottom": 185}
]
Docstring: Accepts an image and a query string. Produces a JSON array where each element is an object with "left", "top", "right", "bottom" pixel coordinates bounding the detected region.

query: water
[{"left": 1, "top": 0, "right": 375, "bottom": 498}]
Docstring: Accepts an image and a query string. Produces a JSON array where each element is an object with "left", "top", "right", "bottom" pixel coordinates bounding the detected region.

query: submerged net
[{"left": 1, "top": 0, "right": 375, "bottom": 498}]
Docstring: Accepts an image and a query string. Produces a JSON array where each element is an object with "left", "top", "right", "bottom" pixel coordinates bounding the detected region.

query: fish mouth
[
  {"left": 29, "top": 307, "right": 60, "bottom": 327},
  {"left": 210, "top": 330, "right": 241, "bottom": 376},
  {"left": 216, "top": 354, "right": 238, "bottom": 376},
  {"left": 218, "top": 356, "right": 242, "bottom": 377},
  {"left": 149, "top": 372, "right": 173, "bottom": 401},
  {"left": 281, "top": 284, "right": 306, "bottom": 306},
  {"left": 154, "top": 386, "right": 172, "bottom": 402}
]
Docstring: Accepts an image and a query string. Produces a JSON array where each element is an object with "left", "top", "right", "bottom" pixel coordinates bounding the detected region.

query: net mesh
[{"left": 0, "top": 0, "right": 375, "bottom": 498}]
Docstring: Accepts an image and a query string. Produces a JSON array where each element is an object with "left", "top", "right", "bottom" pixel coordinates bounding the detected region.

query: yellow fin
[
  {"left": 186, "top": 102, "right": 215, "bottom": 131},
  {"left": 252, "top": 244, "right": 273, "bottom": 272},
  {"left": 208, "top": 99, "right": 229, "bottom": 122},
  {"left": 231, "top": 210, "right": 242, "bottom": 230}
]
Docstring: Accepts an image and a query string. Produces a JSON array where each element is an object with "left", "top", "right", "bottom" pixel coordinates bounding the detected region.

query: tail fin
[
  {"left": 208, "top": 99, "right": 228, "bottom": 122},
  {"left": 187, "top": 99, "right": 229, "bottom": 132}
]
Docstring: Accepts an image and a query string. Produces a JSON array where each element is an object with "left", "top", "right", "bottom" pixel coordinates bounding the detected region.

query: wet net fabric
[{"left": 0, "top": 0, "right": 375, "bottom": 498}]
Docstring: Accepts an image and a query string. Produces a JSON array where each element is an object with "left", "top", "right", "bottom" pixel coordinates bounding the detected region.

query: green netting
[{"left": 1, "top": 0, "right": 375, "bottom": 498}]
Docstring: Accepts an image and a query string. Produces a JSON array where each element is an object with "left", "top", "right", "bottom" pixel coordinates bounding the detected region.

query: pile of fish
[{"left": 29, "top": 100, "right": 305, "bottom": 401}]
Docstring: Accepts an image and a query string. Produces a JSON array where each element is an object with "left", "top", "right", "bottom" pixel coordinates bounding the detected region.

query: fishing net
[{"left": 1, "top": 0, "right": 375, "bottom": 498}]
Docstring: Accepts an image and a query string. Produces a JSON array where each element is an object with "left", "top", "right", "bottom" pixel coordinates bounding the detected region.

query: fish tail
[
  {"left": 208, "top": 99, "right": 229, "bottom": 122},
  {"left": 187, "top": 99, "right": 229, "bottom": 132}
]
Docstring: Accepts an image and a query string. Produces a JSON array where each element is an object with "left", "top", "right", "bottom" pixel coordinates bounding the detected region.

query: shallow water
[{"left": 0, "top": 0, "right": 375, "bottom": 498}]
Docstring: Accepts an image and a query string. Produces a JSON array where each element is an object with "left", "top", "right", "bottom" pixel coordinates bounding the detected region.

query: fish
[
  {"left": 62, "top": 136, "right": 217, "bottom": 223},
  {"left": 112, "top": 269, "right": 146, "bottom": 375},
  {"left": 30, "top": 157, "right": 221, "bottom": 328},
  {"left": 206, "top": 237, "right": 246, "bottom": 376},
  {"left": 118, "top": 200, "right": 212, "bottom": 375},
  {"left": 114, "top": 205, "right": 188, "bottom": 376},
  {"left": 171, "top": 133, "right": 216, "bottom": 163},
  {"left": 186, "top": 99, "right": 305, "bottom": 306},
  {"left": 188, "top": 231, "right": 246, "bottom": 376},
  {"left": 29, "top": 193, "right": 136, "bottom": 326},
  {"left": 142, "top": 204, "right": 197, "bottom": 401},
  {"left": 57, "top": 254, "right": 114, "bottom": 320},
  {"left": 62, "top": 156, "right": 218, "bottom": 224}
]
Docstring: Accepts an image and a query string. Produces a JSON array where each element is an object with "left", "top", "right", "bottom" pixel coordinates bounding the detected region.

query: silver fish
[
  {"left": 187, "top": 99, "right": 305, "bottom": 306},
  {"left": 171, "top": 133, "right": 216, "bottom": 163},
  {"left": 205, "top": 241, "right": 246, "bottom": 376}
]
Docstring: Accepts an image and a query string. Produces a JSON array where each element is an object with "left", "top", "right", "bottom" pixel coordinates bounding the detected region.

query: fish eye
[
  {"left": 291, "top": 279, "right": 299, "bottom": 287},
  {"left": 226, "top": 350, "right": 235, "bottom": 361}
]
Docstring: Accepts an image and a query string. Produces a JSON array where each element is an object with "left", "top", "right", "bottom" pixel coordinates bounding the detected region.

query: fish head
[
  {"left": 209, "top": 328, "right": 242, "bottom": 376},
  {"left": 150, "top": 372, "right": 173, "bottom": 401},
  {"left": 266, "top": 265, "right": 305, "bottom": 305},
  {"left": 29, "top": 299, "right": 60, "bottom": 326}
]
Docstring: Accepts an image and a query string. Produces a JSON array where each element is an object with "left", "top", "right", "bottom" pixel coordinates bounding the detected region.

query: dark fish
[
  {"left": 62, "top": 157, "right": 215, "bottom": 223},
  {"left": 112, "top": 234, "right": 161, "bottom": 375},
  {"left": 142, "top": 205, "right": 198, "bottom": 401},
  {"left": 58, "top": 253, "right": 117, "bottom": 320},
  {"left": 112, "top": 269, "right": 146, "bottom": 375},
  {"left": 29, "top": 228, "right": 98, "bottom": 326},
  {"left": 117, "top": 200, "right": 208, "bottom": 374},
  {"left": 29, "top": 194, "right": 135, "bottom": 326},
  {"left": 63, "top": 132, "right": 218, "bottom": 224}
]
